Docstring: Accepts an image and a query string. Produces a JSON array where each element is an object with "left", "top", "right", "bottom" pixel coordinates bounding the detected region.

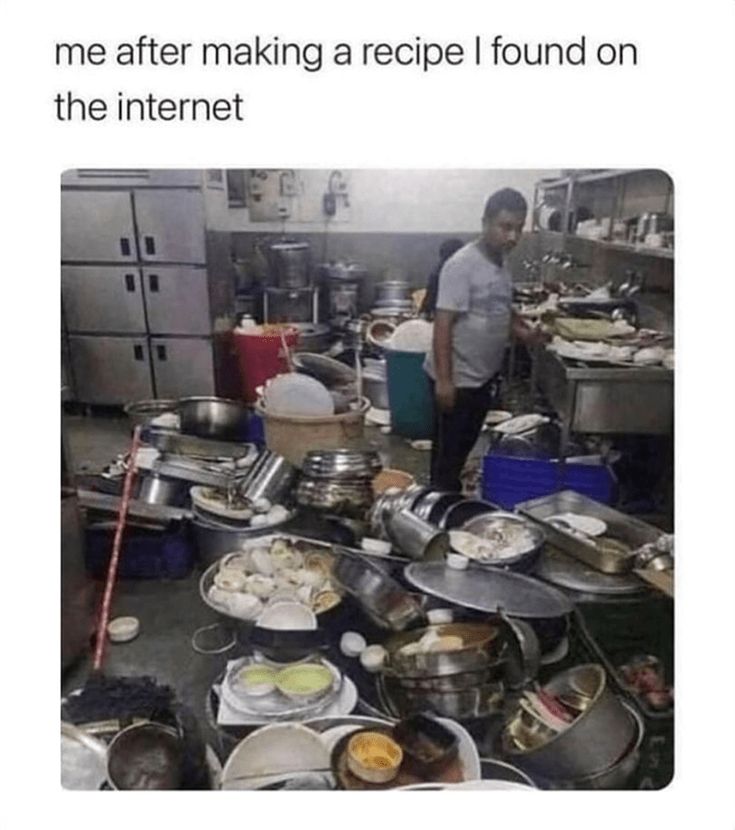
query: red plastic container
[{"left": 233, "top": 326, "right": 299, "bottom": 403}]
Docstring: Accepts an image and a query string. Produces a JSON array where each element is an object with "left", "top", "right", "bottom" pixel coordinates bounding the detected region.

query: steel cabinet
[
  {"left": 142, "top": 266, "right": 211, "bottom": 335},
  {"left": 61, "top": 266, "right": 146, "bottom": 333},
  {"left": 61, "top": 169, "right": 204, "bottom": 188},
  {"left": 61, "top": 191, "right": 136, "bottom": 262},
  {"left": 150, "top": 337, "right": 215, "bottom": 398},
  {"left": 134, "top": 189, "right": 206, "bottom": 263},
  {"left": 68, "top": 335, "right": 153, "bottom": 404}
]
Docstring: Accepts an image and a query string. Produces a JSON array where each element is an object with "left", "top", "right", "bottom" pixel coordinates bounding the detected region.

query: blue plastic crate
[
  {"left": 482, "top": 453, "right": 616, "bottom": 510},
  {"left": 84, "top": 524, "right": 195, "bottom": 579}
]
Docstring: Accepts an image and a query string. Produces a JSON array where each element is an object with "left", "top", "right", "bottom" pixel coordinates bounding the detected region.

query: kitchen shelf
[
  {"left": 538, "top": 169, "right": 661, "bottom": 190},
  {"left": 554, "top": 233, "right": 674, "bottom": 260}
]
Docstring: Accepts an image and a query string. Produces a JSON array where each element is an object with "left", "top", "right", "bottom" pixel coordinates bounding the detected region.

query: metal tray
[
  {"left": 403, "top": 562, "right": 573, "bottom": 619},
  {"left": 141, "top": 426, "right": 256, "bottom": 460},
  {"left": 517, "top": 491, "right": 663, "bottom": 575},
  {"left": 534, "top": 547, "right": 647, "bottom": 596}
]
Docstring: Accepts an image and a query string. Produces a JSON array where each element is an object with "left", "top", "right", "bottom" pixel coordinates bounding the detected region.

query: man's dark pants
[{"left": 428, "top": 374, "right": 501, "bottom": 492}]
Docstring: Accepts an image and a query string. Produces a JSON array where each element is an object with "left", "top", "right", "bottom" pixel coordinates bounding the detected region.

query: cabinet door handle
[
  {"left": 156, "top": 344, "right": 167, "bottom": 361},
  {"left": 120, "top": 237, "right": 132, "bottom": 256},
  {"left": 148, "top": 273, "right": 159, "bottom": 292},
  {"left": 124, "top": 273, "right": 136, "bottom": 292},
  {"left": 144, "top": 235, "right": 156, "bottom": 256},
  {"left": 133, "top": 344, "right": 144, "bottom": 361}
]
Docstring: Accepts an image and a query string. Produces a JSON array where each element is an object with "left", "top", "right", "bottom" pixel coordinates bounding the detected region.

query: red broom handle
[{"left": 92, "top": 426, "right": 142, "bottom": 671}]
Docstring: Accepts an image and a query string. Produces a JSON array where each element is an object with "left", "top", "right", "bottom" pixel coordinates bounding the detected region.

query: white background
[{"left": 2, "top": 0, "right": 733, "bottom": 826}]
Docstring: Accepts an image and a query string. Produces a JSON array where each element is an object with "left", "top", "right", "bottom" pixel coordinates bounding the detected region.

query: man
[
  {"left": 424, "top": 188, "right": 545, "bottom": 492},
  {"left": 419, "top": 237, "right": 465, "bottom": 319}
]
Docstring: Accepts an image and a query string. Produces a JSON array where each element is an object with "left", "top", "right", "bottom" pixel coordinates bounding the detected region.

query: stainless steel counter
[{"left": 534, "top": 348, "right": 673, "bottom": 438}]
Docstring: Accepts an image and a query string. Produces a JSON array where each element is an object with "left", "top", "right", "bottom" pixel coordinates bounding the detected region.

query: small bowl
[
  {"left": 236, "top": 665, "right": 277, "bottom": 697},
  {"left": 275, "top": 663, "right": 334, "bottom": 701},
  {"left": 256, "top": 601, "right": 317, "bottom": 631},
  {"left": 346, "top": 731, "right": 403, "bottom": 784},
  {"left": 107, "top": 616, "right": 140, "bottom": 643}
]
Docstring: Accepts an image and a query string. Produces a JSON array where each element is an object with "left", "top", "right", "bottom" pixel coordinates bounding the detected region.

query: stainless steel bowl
[
  {"left": 502, "top": 664, "right": 637, "bottom": 781},
  {"left": 458, "top": 511, "right": 546, "bottom": 571},
  {"left": 437, "top": 499, "right": 499, "bottom": 530},
  {"left": 178, "top": 397, "right": 248, "bottom": 440},
  {"left": 124, "top": 399, "right": 178, "bottom": 428},
  {"left": 332, "top": 552, "right": 425, "bottom": 631},
  {"left": 107, "top": 723, "right": 184, "bottom": 790}
]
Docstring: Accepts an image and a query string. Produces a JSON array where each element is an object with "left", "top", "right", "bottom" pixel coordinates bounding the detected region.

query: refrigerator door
[
  {"left": 61, "top": 266, "right": 146, "bottom": 333},
  {"left": 68, "top": 335, "right": 153, "bottom": 404},
  {"left": 143, "top": 266, "right": 211, "bottom": 335},
  {"left": 151, "top": 337, "right": 215, "bottom": 398},
  {"left": 134, "top": 189, "right": 206, "bottom": 263},
  {"left": 61, "top": 190, "right": 136, "bottom": 262}
]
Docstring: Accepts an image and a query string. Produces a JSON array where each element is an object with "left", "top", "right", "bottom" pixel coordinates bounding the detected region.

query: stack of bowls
[
  {"left": 380, "top": 622, "right": 512, "bottom": 720},
  {"left": 296, "top": 449, "right": 383, "bottom": 519}
]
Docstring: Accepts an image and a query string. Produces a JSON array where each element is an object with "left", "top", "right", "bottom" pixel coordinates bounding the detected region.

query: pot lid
[{"left": 403, "top": 562, "right": 573, "bottom": 619}]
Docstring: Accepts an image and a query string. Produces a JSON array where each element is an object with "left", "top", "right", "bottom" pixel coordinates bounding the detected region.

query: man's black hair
[{"left": 483, "top": 188, "right": 528, "bottom": 220}]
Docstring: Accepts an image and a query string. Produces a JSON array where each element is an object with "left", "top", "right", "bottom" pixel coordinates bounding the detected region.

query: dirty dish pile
[{"left": 201, "top": 538, "right": 342, "bottom": 622}]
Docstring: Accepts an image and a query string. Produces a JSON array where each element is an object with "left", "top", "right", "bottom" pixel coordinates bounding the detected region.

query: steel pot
[
  {"left": 107, "top": 723, "right": 185, "bottom": 790},
  {"left": 387, "top": 508, "right": 450, "bottom": 561},
  {"left": 290, "top": 323, "right": 331, "bottom": 353},
  {"left": 137, "top": 473, "right": 187, "bottom": 506},
  {"left": 301, "top": 449, "right": 382, "bottom": 480},
  {"left": 385, "top": 622, "right": 502, "bottom": 678},
  {"left": 262, "top": 240, "right": 310, "bottom": 288},
  {"left": 191, "top": 515, "right": 293, "bottom": 568},
  {"left": 375, "top": 280, "right": 411, "bottom": 305},
  {"left": 178, "top": 397, "right": 249, "bottom": 440},
  {"left": 502, "top": 664, "right": 637, "bottom": 780},
  {"left": 537, "top": 702, "right": 644, "bottom": 790},
  {"left": 362, "top": 366, "right": 390, "bottom": 410}
]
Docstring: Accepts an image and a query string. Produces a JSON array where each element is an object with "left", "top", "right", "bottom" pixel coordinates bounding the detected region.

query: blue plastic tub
[
  {"left": 482, "top": 453, "right": 616, "bottom": 510},
  {"left": 85, "top": 524, "right": 195, "bottom": 579}
]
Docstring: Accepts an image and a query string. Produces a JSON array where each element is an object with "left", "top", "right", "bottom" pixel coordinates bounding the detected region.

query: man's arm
[{"left": 433, "top": 309, "right": 458, "bottom": 412}]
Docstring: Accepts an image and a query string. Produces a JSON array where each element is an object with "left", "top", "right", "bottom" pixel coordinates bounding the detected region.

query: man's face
[{"left": 482, "top": 209, "right": 526, "bottom": 255}]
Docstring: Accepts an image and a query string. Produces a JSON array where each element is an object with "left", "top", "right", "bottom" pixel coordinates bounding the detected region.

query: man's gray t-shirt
[{"left": 424, "top": 241, "right": 513, "bottom": 388}]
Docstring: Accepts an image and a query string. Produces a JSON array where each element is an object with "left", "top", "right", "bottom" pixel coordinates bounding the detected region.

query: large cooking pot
[
  {"left": 384, "top": 618, "right": 539, "bottom": 686},
  {"left": 502, "top": 664, "right": 637, "bottom": 780},
  {"left": 262, "top": 240, "right": 310, "bottom": 288},
  {"left": 289, "top": 323, "right": 331, "bottom": 353},
  {"left": 375, "top": 280, "right": 411, "bottom": 305},
  {"left": 178, "top": 397, "right": 249, "bottom": 441}
]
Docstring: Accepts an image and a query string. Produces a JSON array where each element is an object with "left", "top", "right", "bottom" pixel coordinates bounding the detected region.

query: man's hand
[{"left": 435, "top": 380, "right": 457, "bottom": 412}]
